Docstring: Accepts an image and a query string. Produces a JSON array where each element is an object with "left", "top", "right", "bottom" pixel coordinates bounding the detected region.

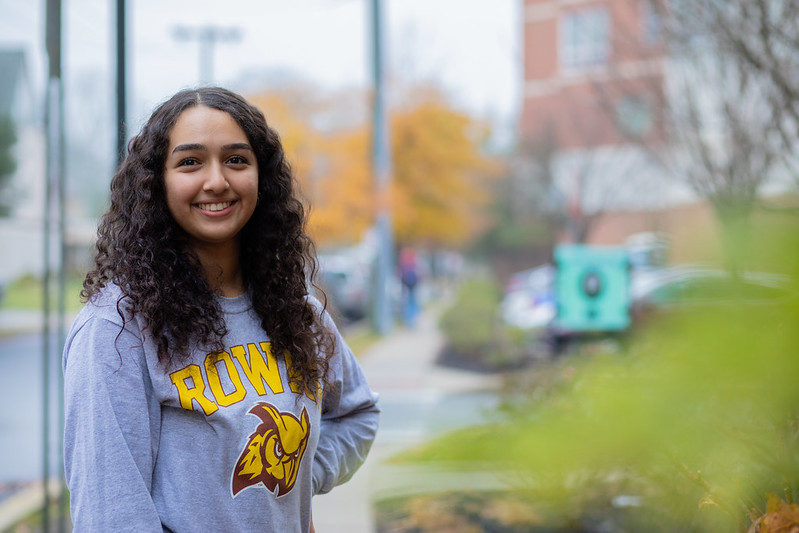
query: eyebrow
[
  {"left": 223, "top": 142, "right": 253, "bottom": 152},
  {"left": 171, "top": 143, "right": 204, "bottom": 154},
  {"left": 171, "top": 142, "right": 253, "bottom": 154}
]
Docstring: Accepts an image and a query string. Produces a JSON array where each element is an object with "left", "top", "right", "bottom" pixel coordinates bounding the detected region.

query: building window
[
  {"left": 615, "top": 95, "right": 653, "bottom": 138},
  {"left": 642, "top": 0, "right": 663, "bottom": 45},
  {"left": 560, "top": 7, "right": 611, "bottom": 69}
]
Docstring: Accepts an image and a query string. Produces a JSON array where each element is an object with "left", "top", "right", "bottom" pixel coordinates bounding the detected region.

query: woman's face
[{"left": 164, "top": 105, "right": 259, "bottom": 253}]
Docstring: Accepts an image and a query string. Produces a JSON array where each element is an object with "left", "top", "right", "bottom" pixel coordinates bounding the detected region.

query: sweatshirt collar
[{"left": 216, "top": 292, "right": 252, "bottom": 314}]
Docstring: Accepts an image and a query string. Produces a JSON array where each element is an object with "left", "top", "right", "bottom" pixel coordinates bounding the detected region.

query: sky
[{"left": 0, "top": 0, "right": 522, "bottom": 143}]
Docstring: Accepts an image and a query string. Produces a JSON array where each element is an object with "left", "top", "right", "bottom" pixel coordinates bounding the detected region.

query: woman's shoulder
[
  {"left": 65, "top": 283, "right": 149, "bottom": 375},
  {"left": 305, "top": 293, "right": 324, "bottom": 313},
  {"left": 75, "top": 283, "right": 135, "bottom": 327}
]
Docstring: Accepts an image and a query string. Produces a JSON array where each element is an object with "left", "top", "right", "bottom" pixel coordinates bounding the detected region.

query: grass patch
[
  {"left": 1, "top": 274, "right": 84, "bottom": 311},
  {"left": 344, "top": 327, "right": 382, "bottom": 357}
]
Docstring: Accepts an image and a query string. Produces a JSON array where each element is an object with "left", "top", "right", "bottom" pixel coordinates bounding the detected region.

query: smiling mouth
[{"left": 196, "top": 201, "right": 234, "bottom": 212}]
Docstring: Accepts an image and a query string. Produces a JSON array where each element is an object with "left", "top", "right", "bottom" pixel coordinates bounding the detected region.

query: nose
[{"left": 203, "top": 161, "right": 229, "bottom": 193}]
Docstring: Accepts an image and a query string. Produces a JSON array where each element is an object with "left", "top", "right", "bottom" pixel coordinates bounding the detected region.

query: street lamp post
[
  {"left": 116, "top": 0, "right": 126, "bottom": 166},
  {"left": 370, "top": 0, "right": 394, "bottom": 335},
  {"left": 45, "top": 0, "right": 66, "bottom": 530},
  {"left": 172, "top": 25, "right": 242, "bottom": 84}
]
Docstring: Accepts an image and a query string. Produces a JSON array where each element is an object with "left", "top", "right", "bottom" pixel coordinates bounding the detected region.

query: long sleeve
[
  {"left": 311, "top": 319, "right": 380, "bottom": 495},
  {"left": 63, "top": 313, "right": 163, "bottom": 532}
]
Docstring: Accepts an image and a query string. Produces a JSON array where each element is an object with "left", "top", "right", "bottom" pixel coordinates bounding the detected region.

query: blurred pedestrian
[
  {"left": 399, "top": 247, "right": 420, "bottom": 327},
  {"left": 62, "top": 87, "right": 379, "bottom": 533}
]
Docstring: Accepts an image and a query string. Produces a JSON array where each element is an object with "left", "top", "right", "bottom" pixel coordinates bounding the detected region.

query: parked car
[
  {"left": 626, "top": 231, "right": 669, "bottom": 270},
  {"left": 500, "top": 264, "right": 556, "bottom": 331},
  {"left": 631, "top": 265, "right": 794, "bottom": 320},
  {"left": 503, "top": 260, "right": 795, "bottom": 355},
  {"left": 316, "top": 253, "right": 371, "bottom": 321}
]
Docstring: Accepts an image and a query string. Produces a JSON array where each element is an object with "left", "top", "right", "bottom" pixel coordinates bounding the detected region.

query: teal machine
[{"left": 551, "top": 244, "right": 632, "bottom": 338}]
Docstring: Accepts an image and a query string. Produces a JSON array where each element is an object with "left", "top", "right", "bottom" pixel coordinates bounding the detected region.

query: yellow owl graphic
[{"left": 232, "top": 402, "right": 310, "bottom": 497}]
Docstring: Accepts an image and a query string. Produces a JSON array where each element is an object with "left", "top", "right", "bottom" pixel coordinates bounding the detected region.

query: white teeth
[{"left": 197, "top": 201, "right": 233, "bottom": 212}]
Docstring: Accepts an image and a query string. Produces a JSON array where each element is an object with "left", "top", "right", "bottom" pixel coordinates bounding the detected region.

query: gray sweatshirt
[{"left": 63, "top": 284, "right": 379, "bottom": 532}]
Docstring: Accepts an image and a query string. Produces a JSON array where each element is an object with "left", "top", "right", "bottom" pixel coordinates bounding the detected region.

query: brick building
[
  {"left": 518, "top": 0, "right": 695, "bottom": 245},
  {"left": 522, "top": 0, "right": 666, "bottom": 149}
]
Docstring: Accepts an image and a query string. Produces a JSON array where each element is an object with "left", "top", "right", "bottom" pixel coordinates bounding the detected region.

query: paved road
[{"left": 0, "top": 332, "right": 62, "bottom": 485}]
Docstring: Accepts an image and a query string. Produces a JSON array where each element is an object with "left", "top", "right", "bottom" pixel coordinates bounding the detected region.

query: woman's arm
[
  {"left": 311, "top": 317, "right": 380, "bottom": 495},
  {"left": 63, "top": 314, "right": 163, "bottom": 532}
]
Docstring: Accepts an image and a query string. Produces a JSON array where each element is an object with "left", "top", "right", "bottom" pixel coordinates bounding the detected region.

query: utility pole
[
  {"left": 45, "top": 0, "right": 66, "bottom": 531},
  {"left": 172, "top": 25, "right": 242, "bottom": 84},
  {"left": 370, "top": 0, "right": 394, "bottom": 335},
  {"left": 116, "top": 0, "right": 127, "bottom": 166}
]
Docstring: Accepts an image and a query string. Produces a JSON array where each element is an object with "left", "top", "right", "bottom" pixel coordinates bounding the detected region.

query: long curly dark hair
[{"left": 83, "top": 87, "right": 334, "bottom": 396}]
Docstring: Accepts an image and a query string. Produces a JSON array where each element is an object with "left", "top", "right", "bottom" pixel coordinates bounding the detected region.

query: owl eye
[{"left": 274, "top": 440, "right": 284, "bottom": 458}]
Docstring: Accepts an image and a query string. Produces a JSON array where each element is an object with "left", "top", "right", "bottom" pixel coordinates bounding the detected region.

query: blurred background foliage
[
  {"left": 0, "top": 114, "right": 17, "bottom": 218},
  {"left": 384, "top": 210, "right": 799, "bottom": 532},
  {"left": 247, "top": 83, "right": 501, "bottom": 251},
  {"left": 438, "top": 277, "right": 534, "bottom": 373}
]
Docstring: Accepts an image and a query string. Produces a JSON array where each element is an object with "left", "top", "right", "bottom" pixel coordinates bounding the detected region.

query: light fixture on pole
[{"left": 172, "top": 25, "right": 242, "bottom": 84}]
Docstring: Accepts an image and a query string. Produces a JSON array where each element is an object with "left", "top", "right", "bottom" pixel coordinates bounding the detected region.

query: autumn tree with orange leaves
[
  {"left": 309, "top": 129, "right": 375, "bottom": 247},
  {"left": 247, "top": 85, "right": 501, "bottom": 250},
  {"left": 248, "top": 87, "right": 374, "bottom": 247},
  {"left": 389, "top": 96, "right": 500, "bottom": 248}
]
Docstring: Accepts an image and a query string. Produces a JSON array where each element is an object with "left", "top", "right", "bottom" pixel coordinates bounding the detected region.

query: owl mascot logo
[{"left": 232, "top": 402, "right": 311, "bottom": 497}]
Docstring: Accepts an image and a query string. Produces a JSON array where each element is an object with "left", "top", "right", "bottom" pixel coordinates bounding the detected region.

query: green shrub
[
  {"left": 439, "top": 279, "right": 498, "bottom": 358},
  {"left": 375, "top": 491, "right": 544, "bottom": 532},
  {"left": 391, "top": 213, "right": 799, "bottom": 532},
  {"left": 1, "top": 273, "right": 84, "bottom": 311},
  {"left": 438, "top": 278, "right": 531, "bottom": 371}
]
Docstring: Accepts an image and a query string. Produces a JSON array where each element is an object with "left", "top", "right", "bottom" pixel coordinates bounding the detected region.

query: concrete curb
[
  {"left": 0, "top": 309, "right": 78, "bottom": 339},
  {"left": 0, "top": 480, "right": 63, "bottom": 531}
]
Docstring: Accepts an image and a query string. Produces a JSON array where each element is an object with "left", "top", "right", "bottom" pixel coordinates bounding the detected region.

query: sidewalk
[
  {"left": 312, "top": 305, "right": 502, "bottom": 532},
  {"left": 0, "top": 309, "right": 43, "bottom": 336},
  {"left": 0, "top": 309, "right": 77, "bottom": 337}
]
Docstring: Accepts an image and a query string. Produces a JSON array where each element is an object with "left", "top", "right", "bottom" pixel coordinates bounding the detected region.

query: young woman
[{"left": 63, "top": 87, "right": 380, "bottom": 532}]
